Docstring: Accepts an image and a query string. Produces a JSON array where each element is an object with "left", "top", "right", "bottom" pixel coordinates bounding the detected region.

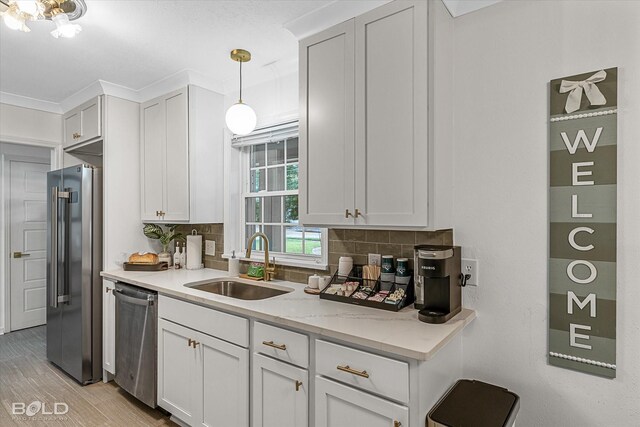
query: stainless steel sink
[{"left": 185, "top": 279, "right": 292, "bottom": 300}]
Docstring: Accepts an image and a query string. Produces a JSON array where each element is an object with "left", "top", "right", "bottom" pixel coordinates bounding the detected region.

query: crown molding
[
  {"left": 441, "top": 0, "right": 503, "bottom": 18},
  {"left": 0, "top": 92, "right": 63, "bottom": 114},
  {"left": 283, "top": 0, "right": 391, "bottom": 40}
]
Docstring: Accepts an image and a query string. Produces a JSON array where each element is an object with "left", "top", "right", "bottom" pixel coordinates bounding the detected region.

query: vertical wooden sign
[{"left": 548, "top": 68, "right": 617, "bottom": 378}]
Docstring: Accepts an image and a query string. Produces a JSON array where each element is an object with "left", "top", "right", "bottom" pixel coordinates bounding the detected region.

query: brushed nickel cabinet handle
[
  {"left": 262, "top": 340, "right": 287, "bottom": 351},
  {"left": 337, "top": 364, "right": 369, "bottom": 378},
  {"left": 295, "top": 380, "right": 303, "bottom": 391}
]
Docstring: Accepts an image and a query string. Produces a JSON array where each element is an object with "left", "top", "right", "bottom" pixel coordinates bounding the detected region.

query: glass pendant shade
[
  {"left": 50, "top": 12, "right": 81, "bottom": 38},
  {"left": 225, "top": 102, "right": 257, "bottom": 136},
  {"left": 3, "top": 4, "right": 30, "bottom": 31},
  {"left": 16, "top": 1, "right": 39, "bottom": 17}
]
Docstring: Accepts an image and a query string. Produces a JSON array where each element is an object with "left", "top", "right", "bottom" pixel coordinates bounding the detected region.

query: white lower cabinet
[
  {"left": 253, "top": 353, "right": 308, "bottom": 427},
  {"left": 315, "top": 376, "right": 408, "bottom": 427},
  {"left": 157, "top": 305, "right": 249, "bottom": 427},
  {"left": 102, "top": 281, "right": 115, "bottom": 376},
  {"left": 158, "top": 319, "right": 200, "bottom": 425}
]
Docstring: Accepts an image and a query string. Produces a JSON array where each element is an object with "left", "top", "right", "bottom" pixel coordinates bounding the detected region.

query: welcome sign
[{"left": 548, "top": 68, "right": 617, "bottom": 378}]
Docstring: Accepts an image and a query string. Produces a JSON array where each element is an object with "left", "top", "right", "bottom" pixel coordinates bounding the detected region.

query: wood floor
[{"left": 0, "top": 326, "right": 176, "bottom": 426}]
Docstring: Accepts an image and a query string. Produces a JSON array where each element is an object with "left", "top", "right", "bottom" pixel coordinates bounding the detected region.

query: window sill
[{"left": 221, "top": 253, "right": 328, "bottom": 271}]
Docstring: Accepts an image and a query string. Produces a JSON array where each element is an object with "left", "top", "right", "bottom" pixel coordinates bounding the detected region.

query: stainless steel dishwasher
[{"left": 114, "top": 282, "right": 157, "bottom": 408}]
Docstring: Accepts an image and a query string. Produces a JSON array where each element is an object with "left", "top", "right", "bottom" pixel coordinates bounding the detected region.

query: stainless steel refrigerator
[{"left": 46, "top": 165, "right": 102, "bottom": 384}]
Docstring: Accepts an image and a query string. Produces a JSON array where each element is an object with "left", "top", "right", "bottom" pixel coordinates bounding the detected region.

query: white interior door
[{"left": 10, "top": 160, "right": 49, "bottom": 331}]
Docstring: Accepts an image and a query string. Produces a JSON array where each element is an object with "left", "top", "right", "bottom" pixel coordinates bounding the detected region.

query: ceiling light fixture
[
  {"left": 225, "top": 49, "right": 257, "bottom": 136},
  {"left": 0, "top": 0, "right": 86, "bottom": 37}
]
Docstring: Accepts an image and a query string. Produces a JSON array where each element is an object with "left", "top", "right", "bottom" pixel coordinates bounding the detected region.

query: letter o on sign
[{"left": 567, "top": 260, "right": 597, "bottom": 284}]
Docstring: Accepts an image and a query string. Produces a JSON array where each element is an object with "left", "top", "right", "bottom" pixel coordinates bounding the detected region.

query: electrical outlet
[
  {"left": 462, "top": 258, "right": 479, "bottom": 286},
  {"left": 205, "top": 240, "right": 216, "bottom": 256}
]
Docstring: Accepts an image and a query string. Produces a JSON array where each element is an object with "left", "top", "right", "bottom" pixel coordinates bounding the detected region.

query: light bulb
[
  {"left": 225, "top": 102, "right": 257, "bottom": 135},
  {"left": 16, "top": 1, "right": 39, "bottom": 18},
  {"left": 50, "top": 12, "right": 81, "bottom": 38}
]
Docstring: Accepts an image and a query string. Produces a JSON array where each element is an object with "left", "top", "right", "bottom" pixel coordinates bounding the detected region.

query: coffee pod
[
  {"left": 381, "top": 255, "right": 395, "bottom": 274},
  {"left": 396, "top": 258, "right": 409, "bottom": 277}
]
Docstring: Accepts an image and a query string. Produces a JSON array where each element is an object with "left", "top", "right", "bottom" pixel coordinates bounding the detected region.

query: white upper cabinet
[
  {"left": 300, "top": 0, "right": 443, "bottom": 229},
  {"left": 63, "top": 96, "right": 102, "bottom": 148},
  {"left": 140, "top": 85, "right": 224, "bottom": 223}
]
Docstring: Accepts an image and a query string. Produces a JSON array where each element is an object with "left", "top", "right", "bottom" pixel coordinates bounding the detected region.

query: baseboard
[{"left": 0, "top": 327, "right": 4, "bottom": 335}]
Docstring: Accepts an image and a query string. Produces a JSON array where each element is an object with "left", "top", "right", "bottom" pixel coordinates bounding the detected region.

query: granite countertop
[{"left": 101, "top": 268, "right": 475, "bottom": 361}]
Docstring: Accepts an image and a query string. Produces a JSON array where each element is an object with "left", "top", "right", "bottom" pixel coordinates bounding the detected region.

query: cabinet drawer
[
  {"left": 253, "top": 322, "right": 309, "bottom": 368},
  {"left": 315, "top": 339, "right": 409, "bottom": 403},
  {"left": 159, "top": 295, "right": 249, "bottom": 348}
]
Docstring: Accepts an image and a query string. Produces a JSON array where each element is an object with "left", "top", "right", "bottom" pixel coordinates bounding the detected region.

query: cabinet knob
[{"left": 295, "top": 380, "right": 303, "bottom": 392}]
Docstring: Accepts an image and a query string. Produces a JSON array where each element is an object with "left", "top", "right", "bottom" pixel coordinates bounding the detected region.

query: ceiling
[{"left": 0, "top": 0, "right": 502, "bottom": 109}]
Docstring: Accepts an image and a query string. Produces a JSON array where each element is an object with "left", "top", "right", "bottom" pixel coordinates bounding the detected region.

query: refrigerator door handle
[{"left": 50, "top": 186, "right": 59, "bottom": 308}]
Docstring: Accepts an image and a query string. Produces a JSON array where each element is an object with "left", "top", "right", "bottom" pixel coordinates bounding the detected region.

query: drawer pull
[
  {"left": 188, "top": 338, "right": 193, "bottom": 347},
  {"left": 337, "top": 364, "right": 369, "bottom": 378},
  {"left": 262, "top": 340, "right": 287, "bottom": 351},
  {"left": 295, "top": 380, "right": 303, "bottom": 391}
]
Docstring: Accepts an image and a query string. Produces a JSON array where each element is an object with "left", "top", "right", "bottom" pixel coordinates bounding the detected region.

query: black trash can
[{"left": 427, "top": 379, "right": 520, "bottom": 427}]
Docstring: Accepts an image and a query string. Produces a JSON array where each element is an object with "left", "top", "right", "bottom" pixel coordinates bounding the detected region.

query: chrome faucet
[{"left": 245, "top": 232, "right": 276, "bottom": 281}]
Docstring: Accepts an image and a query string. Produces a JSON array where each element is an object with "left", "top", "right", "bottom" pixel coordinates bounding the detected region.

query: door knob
[{"left": 13, "top": 252, "right": 30, "bottom": 258}]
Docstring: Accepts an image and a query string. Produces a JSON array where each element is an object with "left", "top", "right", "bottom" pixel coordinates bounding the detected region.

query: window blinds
[{"left": 231, "top": 120, "right": 298, "bottom": 148}]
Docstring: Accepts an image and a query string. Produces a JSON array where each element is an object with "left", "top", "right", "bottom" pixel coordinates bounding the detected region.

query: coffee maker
[{"left": 414, "top": 245, "right": 462, "bottom": 324}]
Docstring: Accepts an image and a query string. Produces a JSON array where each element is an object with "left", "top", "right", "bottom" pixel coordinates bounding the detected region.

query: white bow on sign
[{"left": 559, "top": 70, "right": 608, "bottom": 114}]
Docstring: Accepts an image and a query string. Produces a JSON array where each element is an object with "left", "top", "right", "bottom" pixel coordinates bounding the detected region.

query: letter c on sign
[
  {"left": 567, "top": 260, "right": 597, "bottom": 284},
  {"left": 568, "top": 227, "right": 594, "bottom": 251}
]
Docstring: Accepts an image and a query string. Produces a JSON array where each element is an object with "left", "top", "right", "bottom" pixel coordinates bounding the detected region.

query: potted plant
[{"left": 143, "top": 223, "right": 185, "bottom": 266}]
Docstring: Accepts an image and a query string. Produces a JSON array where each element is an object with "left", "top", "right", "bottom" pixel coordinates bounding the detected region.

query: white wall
[
  {"left": 453, "top": 1, "right": 640, "bottom": 425},
  {"left": 224, "top": 71, "right": 298, "bottom": 128},
  {"left": 0, "top": 103, "right": 62, "bottom": 145},
  {"left": 223, "top": 72, "right": 299, "bottom": 255}
]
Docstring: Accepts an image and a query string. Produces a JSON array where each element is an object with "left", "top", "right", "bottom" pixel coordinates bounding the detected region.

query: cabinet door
[
  {"left": 197, "top": 331, "right": 249, "bottom": 427},
  {"left": 63, "top": 96, "right": 102, "bottom": 147},
  {"left": 253, "top": 353, "right": 308, "bottom": 427},
  {"left": 299, "top": 20, "right": 356, "bottom": 226},
  {"left": 140, "top": 97, "right": 165, "bottom": 221},
  {"left": 102, "top": 281, "right": 116, "bottom": 375},
  {"left": 315, "top": 377, "right": 408, "bottom": 427},
  {"left": 79, "top": 96, "right": 102, "bottom": 143},
  {"left": 63, "top": 109, "right": 81, "bottom": 148},
  {"left": 354, "top": 1, "right": 429, "bottom": 227},
  {"left": 157, "top": 319, "right": 199, "bottom": 425},
  {"left": 163, "top": 88, "right": 190, "bottom": 221}
]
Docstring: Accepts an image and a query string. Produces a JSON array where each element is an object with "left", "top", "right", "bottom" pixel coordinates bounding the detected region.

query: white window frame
[{"left": 224, "top": 121, "right": 328, "bottom": 270}]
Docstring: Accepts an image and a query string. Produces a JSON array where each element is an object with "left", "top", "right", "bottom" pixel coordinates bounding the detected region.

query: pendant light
[{"left": 225, "top": 49, "right": 257, "bottom": 136}]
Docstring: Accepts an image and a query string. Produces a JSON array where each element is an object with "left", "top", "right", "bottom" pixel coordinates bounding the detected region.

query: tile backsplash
[{"left": 177, "top": 224, "right": 453, "bottom": 284}]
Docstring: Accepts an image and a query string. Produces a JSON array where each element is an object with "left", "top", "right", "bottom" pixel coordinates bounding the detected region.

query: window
[{"left": 239, "top": 123, "right": 325, "bottom": 265}]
